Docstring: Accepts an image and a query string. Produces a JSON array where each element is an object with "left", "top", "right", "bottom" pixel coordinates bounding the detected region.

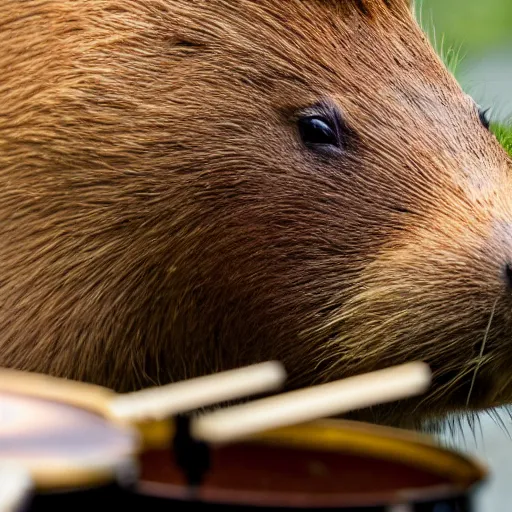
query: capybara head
[{"left": 1, "top": 0, "right": 511, "bottom": 429}]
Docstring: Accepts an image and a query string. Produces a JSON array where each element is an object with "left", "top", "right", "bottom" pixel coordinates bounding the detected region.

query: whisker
[
  {"left": 442, "top": 414, "right": 469, "bottom": 449},
  {"left": 489, "top": 367, "right": 512, "bottom": 406},
  {"left": 488, "top": 408, "right": 511, "bottom": 440},
  {"left": 466, "top": 298, "right": 499, "bottom": 407},
  {"left": 411, "top": 365, "right": 476, "bottom": 414},
  {"left": 468, "top": 410, "right": 483, "bottom": 446},
  {"left": 440, "top": 411, "right": 484, "bottom": 449}
]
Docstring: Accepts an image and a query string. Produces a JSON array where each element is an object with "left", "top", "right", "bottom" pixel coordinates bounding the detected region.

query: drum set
[{"left": 0, "top": 360, "right": 486, "bottom": 511}]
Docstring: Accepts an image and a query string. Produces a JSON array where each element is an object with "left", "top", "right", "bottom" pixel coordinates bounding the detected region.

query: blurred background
[
  {"left": 417, "top": 0, "right": 512, "bottom": 124},
  {"left": 416, "top": 1, "right": 512, "bottom": 510}
]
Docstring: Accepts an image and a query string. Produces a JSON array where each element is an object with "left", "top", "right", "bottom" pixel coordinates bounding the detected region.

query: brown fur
[{"left": 1, "top": 0, "right": 511, "bottom": 429}]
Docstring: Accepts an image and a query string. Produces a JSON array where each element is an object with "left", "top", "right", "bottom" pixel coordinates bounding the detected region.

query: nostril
[{"left": 505, "top": 263, "right": 512, "bottom": 289}]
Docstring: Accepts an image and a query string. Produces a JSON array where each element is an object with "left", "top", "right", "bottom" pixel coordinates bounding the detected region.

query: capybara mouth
[
  {"left": 424, "top": 299, "right": 512, "bottom": 415},
  {"left": 300, "top": 287, "right": 512, "bottom": 429},
  {"left": 337, "top": 365, "right": 508, "bottom": 431}
]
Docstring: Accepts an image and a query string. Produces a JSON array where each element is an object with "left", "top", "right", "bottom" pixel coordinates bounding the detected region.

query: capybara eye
[
  {"left": 478, "top": 107, "right": 491, "bottom": 130},
  {"left": 298, "top": 116, "right": 339, "bottom": 149}
]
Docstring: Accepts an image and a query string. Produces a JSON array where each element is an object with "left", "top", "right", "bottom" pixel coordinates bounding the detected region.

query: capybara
[{"left": 1, "top": 0, "right": 511, "bottom": 429}]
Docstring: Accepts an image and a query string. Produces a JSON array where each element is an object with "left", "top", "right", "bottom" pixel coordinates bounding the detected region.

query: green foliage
[
  {"left": 417, "top": 0, "right": 512, "bottom": 62},
  {"left": 492, "top": 123, "right": 512, "bottom": 157},
  {"left": 417, "top": 1, "right": 512, "bottom": 158},
  {"left": 415, "top": 5, "right": 465, "bottom": 75}
]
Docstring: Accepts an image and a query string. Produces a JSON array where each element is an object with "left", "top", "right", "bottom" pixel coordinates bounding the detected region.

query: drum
[
  {"left": 0, "top": 363, "right": 487, "bottom": 511},
  {"left": 135, "top": 417, "right": 486, "bottom": 511}
]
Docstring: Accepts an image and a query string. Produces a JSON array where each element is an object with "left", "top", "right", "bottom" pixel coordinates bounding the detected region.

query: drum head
[{"left": 0, "top": 389, "right": 139, "bottom": 491}]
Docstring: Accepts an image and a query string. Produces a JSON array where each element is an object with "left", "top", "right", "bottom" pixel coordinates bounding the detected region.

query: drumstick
[
  {"left": 0, "top": 464, "right": 33, "bottom": 512},
  {"left": 190, "top": 362, "right": 431, "bottom": 444},
  {"left": 108, "top": 361, "right": 286, "bottom": 422}
]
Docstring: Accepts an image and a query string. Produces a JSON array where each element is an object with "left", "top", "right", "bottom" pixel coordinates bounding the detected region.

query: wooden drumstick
[
  {"left": 108, "top": 361, "right": 287, "bottom": 422},
  {"left": 190, "top": 362, "right": 431, "bottom": 444},
  {"left": 0, "top": 464, "right": 33, "bottom": 512}
]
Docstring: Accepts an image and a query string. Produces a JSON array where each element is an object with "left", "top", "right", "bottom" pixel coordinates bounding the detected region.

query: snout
[
  {"left": 489, "top": 220, "right": 512, "bottom": 292},
  {"left": 504, "top": 263, "right": 512, "bottom": 290}
]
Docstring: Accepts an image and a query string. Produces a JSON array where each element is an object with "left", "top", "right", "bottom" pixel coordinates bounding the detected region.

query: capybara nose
[{"left": 505, "top": 263, "right": 512, "bottom": 290}]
